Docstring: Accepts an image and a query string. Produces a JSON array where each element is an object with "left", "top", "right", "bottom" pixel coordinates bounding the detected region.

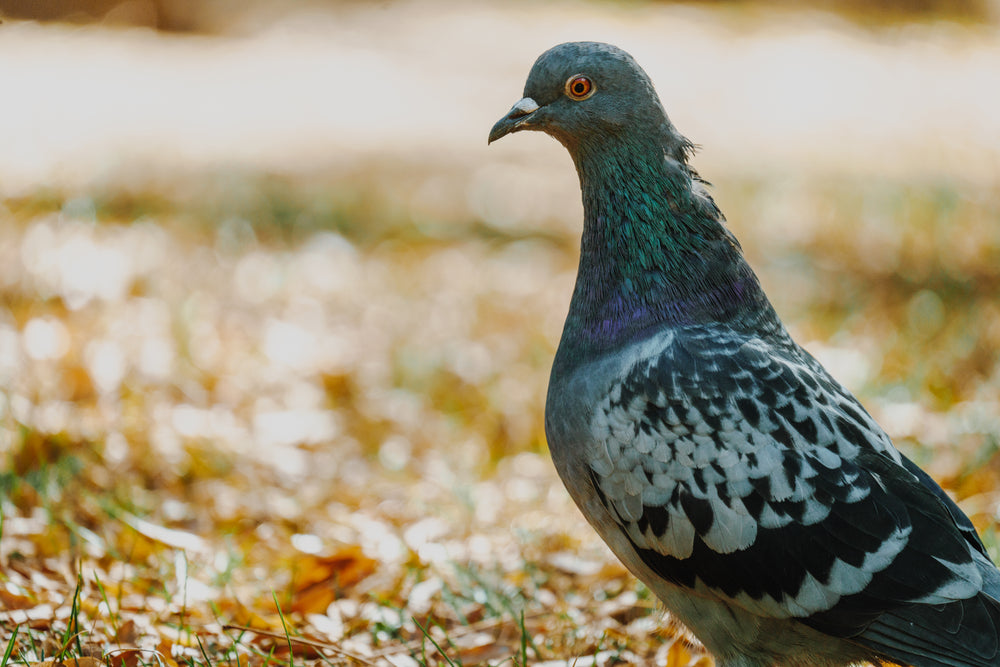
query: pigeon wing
[{"left": 583, "top": 327, "right": 999, "bottom": 664}]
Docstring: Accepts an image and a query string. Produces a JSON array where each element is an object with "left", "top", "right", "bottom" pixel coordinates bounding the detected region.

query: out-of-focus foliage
[
  {"left": 0, "top": 176, "right": 708, "bottom": 665},
  {"left": 1, "top": 0, "right": 997, "bottom": 32}
]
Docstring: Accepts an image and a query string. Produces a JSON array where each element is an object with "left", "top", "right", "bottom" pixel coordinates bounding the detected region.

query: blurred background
[{"left": 1, "top": 1, "right": 999, "bottom": 665}]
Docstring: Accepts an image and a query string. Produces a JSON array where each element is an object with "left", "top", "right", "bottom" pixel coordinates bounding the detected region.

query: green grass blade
[
  {"left": 272, "top": 591, "right": 294, "bottom": 667},
  {"left": 412, "top": 617, "right": 460, "bottom": 667},
  {"left": 3, "top": 625, "right": 19, "bottom": 666}
]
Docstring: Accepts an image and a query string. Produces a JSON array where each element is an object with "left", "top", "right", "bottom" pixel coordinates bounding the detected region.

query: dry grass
[{"left": 0, "top": 176, "right": 705, "bottom": 665}]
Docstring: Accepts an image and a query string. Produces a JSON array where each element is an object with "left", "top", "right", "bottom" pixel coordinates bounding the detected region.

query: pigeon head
[
  {"left": 489, "top": 42, "right": 690, "bottom": 161},
  {"left": 487, "top": 42, "right": 771, "bottom": 348}
]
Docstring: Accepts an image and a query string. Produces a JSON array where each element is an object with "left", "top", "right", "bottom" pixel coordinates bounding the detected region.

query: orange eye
[{"left": 565, "top": 75, "right": 594, "bottom": 100}]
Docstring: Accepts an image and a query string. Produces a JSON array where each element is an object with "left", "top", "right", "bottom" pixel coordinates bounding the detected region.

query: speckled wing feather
[{"left": 584, "top": 326, "right": 1000, "bottom": 665}]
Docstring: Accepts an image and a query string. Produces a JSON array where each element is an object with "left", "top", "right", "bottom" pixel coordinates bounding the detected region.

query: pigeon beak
[{"left": 488, "top": 97, "right": 540, "bottom": 144}]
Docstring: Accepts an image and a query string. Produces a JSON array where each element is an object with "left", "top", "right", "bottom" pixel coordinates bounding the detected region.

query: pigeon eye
[{"left": 565, "top": 75, "right": 595, "bottom": 100}]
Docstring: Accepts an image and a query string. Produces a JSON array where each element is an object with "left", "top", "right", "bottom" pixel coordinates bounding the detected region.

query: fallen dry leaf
[
  {"left": 27, "top": 659, "right": 105, "bottom": 667},
  {"left": 289, "top": 546, "right": 378, "bottom": 614},
  {"left": 0, "top": 588, "right": 36, "bottom": 610}
]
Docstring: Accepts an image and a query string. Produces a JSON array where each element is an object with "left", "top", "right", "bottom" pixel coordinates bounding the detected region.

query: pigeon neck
[{"left": 561, "top": 136, "right": 772, "bottom": 355}]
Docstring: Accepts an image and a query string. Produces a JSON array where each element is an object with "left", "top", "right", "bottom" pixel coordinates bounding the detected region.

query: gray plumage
[{"left": 489, "top": 41, "right": 1000, "bottom": 667}]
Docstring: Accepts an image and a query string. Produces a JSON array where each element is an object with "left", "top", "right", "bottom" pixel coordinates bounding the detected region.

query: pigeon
[{"left": 488, "top": 41, "right": 1000, "bottom": 667}]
